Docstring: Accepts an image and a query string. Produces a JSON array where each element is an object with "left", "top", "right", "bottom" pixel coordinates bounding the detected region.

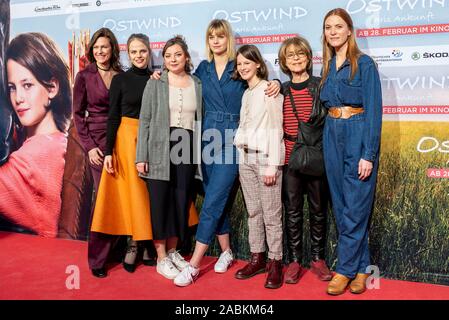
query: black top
[
  {"left": 289, "top": 77, "right": 310, "bottom": 91},
  {"left": 105, "top": 65, "right": 151, "bottom": 156}
]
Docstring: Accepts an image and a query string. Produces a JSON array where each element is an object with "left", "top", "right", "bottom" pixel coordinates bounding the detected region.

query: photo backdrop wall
[{"left": 1, "top": 0, "right": 448, "bottom": 285}]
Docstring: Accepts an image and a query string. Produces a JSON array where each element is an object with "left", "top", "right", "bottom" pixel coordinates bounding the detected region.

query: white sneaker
[
  {"left": 168, "top": 249, "right": 189, "bottom": 271},
  {"left": 214, "top": 249, "right": 234, "bottom": 273},
  {"left": 174, "top": 264, "right": 199, "bottom": 287},
  {"left": 157, "top": 257, "right": 180, "bottom": 279}
]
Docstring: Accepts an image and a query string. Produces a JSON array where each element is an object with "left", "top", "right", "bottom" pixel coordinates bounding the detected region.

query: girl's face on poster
[
  {"left": 208, "top": 31, "right": 227, "bottom": 56},
  {"left": 285, "top": 44, "right": 309, "bottom": 75},
  {"left": 7, "top": 60, "right": 58, "bottom": 128},
  {"left": 93, "top": 36, "right": 112, "bottom": 65},
  {"left": 324, "top": 15, "right": 351, "bottom": 50},
  {"left": 164, "top": 44, "right": 187, "bottom": 74},
  {"left": 236, "top": 53, "right": 260, "bottom": 83},
  {"left": 128, "top": 39, "right": 150, "bottom": 69}
]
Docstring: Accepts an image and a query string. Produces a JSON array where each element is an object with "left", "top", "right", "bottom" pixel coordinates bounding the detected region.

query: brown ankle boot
[
  {"left": 284, "top": 262, "right": 302, "bottom": 284},
  {"left": 235, "top": 252, "right": 266, "bottom": 279},
  {"left": 327, "top": 273, "right": 351, "bottom": 295},
  {"left": 310, "top": 259, "right": 332, "bottom": 281},
  {"left": 349, "top": 273, "right": 369, "bottom": 294},
  {"left": 264, "top": 259, "right": 283, "bottom": 289}
]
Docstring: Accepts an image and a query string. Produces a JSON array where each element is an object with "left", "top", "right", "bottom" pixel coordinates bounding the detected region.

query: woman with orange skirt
[{"left": 90, "top": 34, "right": 154, "bottom": 274}]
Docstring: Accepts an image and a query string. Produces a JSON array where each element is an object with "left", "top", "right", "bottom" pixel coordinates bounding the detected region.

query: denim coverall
[
  {"left": 194, "top": 59, "right": 245, "bottom": 245},
  {"left": 320, "top": 54, "right": 382, "bottom": 278}
]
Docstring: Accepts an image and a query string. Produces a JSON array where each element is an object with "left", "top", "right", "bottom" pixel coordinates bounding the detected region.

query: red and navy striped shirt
[{"left": 283, "top": 79, "right": 313, "bottom": 164}]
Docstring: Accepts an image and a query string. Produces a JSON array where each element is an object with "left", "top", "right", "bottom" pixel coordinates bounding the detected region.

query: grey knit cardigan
[{"left": 136, "top": 70, "right": 203, "bottom": 181}]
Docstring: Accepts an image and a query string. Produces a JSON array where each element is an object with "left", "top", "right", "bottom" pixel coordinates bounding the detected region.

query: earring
[{"left": 46, "top": 98, "right": 52, "bottom": 108}]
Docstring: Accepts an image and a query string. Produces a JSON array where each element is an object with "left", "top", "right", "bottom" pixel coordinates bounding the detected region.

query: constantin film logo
[{"left": 34, "top": 4, "right": 62, "bottom": 12}]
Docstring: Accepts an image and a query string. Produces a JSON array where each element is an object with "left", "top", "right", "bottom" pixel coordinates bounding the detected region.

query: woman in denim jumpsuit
[
  {"left": 319, "top": 8, "right": 382, "bottom": 295},
  {"left": 174, "top": 19, "right": 280, "bottom": 287}
]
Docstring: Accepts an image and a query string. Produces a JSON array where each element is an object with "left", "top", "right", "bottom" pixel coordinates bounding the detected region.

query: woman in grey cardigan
[{"left": 136, "top": 35, "right": 202, "bottom": 280}]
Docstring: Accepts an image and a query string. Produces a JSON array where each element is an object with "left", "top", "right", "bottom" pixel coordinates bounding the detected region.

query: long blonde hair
[
  {"left": 205, "top": 19, "right": 236, "bottom": 61},
  {"left": 321, "top": 8, "right": 362, "bottom": 85}
]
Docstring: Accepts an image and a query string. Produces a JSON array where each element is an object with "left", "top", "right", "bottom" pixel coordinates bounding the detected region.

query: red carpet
[{"left": 1, "top": 231, "right": 448, "bottom": 300}]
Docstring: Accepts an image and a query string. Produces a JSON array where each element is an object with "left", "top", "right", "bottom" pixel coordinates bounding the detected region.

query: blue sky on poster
[
  {"left": 9, "top": 0, "right": 449, "bottom": 121},
  {"left": 10, "top": 0, "right": 449, "bottom": 48}
]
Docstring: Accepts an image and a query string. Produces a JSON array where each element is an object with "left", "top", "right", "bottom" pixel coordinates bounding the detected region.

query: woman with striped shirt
[{"left": 278, "top": 36, "right": 332, "bottom": 284}]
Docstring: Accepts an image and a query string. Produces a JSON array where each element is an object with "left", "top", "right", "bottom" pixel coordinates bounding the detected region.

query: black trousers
[
  {"left": 282, "top": 165, "right": 329, "bottom": 263},
  {"left": 146, "top": 128, "right": 196, "bottom": 241}
]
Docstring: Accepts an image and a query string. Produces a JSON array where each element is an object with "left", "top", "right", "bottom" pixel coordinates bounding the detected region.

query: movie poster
[{"left": 0, "top": 0, "right": 447, "bottom": 285}]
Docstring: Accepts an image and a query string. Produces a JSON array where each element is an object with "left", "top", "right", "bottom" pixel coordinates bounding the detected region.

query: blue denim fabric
[
  {"left": 323, "top": 114, "right": 378, "bottom": 277},
  {"left": 193, "top": 60, "right": 244, "bottom": 245},
  {"left": 194, "top": 59, "right": 245, "bottom": 115},
  {"left": 320, "top": 55, "right": 382, "bottom": 278},
  {"left": 320, "top": 55, "right": 382, "bottom": 162}
]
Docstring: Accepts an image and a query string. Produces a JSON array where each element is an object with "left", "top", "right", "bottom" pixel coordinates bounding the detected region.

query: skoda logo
[{"left": 411, "top": 52, "right": 421, "bottom": 60}]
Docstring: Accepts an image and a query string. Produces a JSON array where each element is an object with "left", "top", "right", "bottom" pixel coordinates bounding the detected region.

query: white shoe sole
[
  {"left": 157, "top": 268, "right": 179, "bottom": 280},
  {"left": 174, "top": 280, "right": 193, "bottom": 287},
  {"left": 214, "top": 260, "right": 234, "bottom": 273},
  {"left": 214, "top": 268, "right": 228, "bottom": 273}
]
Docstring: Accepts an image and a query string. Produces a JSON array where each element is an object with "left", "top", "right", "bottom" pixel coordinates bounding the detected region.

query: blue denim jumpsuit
[
  {"left": 194, "top": 59, "right": 245, "bottom": 245},
  {"left": 320, "top": 54, "right": 382, "bottom": 278}
]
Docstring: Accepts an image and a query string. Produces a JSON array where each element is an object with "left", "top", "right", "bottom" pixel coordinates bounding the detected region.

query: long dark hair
[
  {"left": 87, "top": 27, "right": 122, "bottom": 72},
  {"left": 6, "top": 32, "right": 72, "bottom": 133}
]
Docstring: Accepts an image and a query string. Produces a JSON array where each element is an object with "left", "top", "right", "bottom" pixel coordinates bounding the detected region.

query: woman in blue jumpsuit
[
  {"left": 174, "top": 19, "right": 280, "bottom": 287},
  {"left": 319, "top": 8, "right": 382, "bottom": 295}
]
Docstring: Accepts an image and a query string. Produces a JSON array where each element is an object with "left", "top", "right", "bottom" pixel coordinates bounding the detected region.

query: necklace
[
  {"left": 96, "top": 63, "right": 111, "bottom": 71},
  {"left": 248, "top": 79, "right": 262, "bottom": 90}
]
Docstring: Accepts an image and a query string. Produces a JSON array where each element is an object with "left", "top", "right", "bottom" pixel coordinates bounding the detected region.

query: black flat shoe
[
  {"left": 123, "top": 261, "right": 137, "bottom": 273},
  {"left": 91, "top": 268, "right": 107, "bottom": 278}
]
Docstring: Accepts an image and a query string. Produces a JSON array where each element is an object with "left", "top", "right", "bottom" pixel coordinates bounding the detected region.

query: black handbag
[{"left": 286, "top": 86, "right": 325, "bottom": 176}]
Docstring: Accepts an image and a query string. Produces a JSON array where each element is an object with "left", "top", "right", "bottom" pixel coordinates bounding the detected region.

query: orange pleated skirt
[{"left": 91, "top": 117, "right": 198, "bottom": 240}]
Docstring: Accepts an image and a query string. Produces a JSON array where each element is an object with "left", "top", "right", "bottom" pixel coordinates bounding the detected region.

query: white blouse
[{"left": 234, "top": 79, "right": 285, "bottom": 166}]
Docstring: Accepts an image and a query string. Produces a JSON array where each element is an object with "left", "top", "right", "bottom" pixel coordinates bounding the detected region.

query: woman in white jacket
[{"left": 232, "top": 44, "right": 285, "bottom": 289}]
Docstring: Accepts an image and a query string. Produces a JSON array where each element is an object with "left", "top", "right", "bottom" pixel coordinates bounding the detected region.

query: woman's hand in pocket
[{"left": 136, "top": 162, "right": 149, "bottom": 175}]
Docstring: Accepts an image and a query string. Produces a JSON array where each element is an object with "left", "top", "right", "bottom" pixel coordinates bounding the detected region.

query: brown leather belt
[{"left": 328, "top": 106, "right": 364, "bottom": 119}]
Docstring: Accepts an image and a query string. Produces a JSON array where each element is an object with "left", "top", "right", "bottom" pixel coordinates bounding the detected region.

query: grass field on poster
[{"left": 194, "top": 121, "right": 449, "bottom": 285}]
